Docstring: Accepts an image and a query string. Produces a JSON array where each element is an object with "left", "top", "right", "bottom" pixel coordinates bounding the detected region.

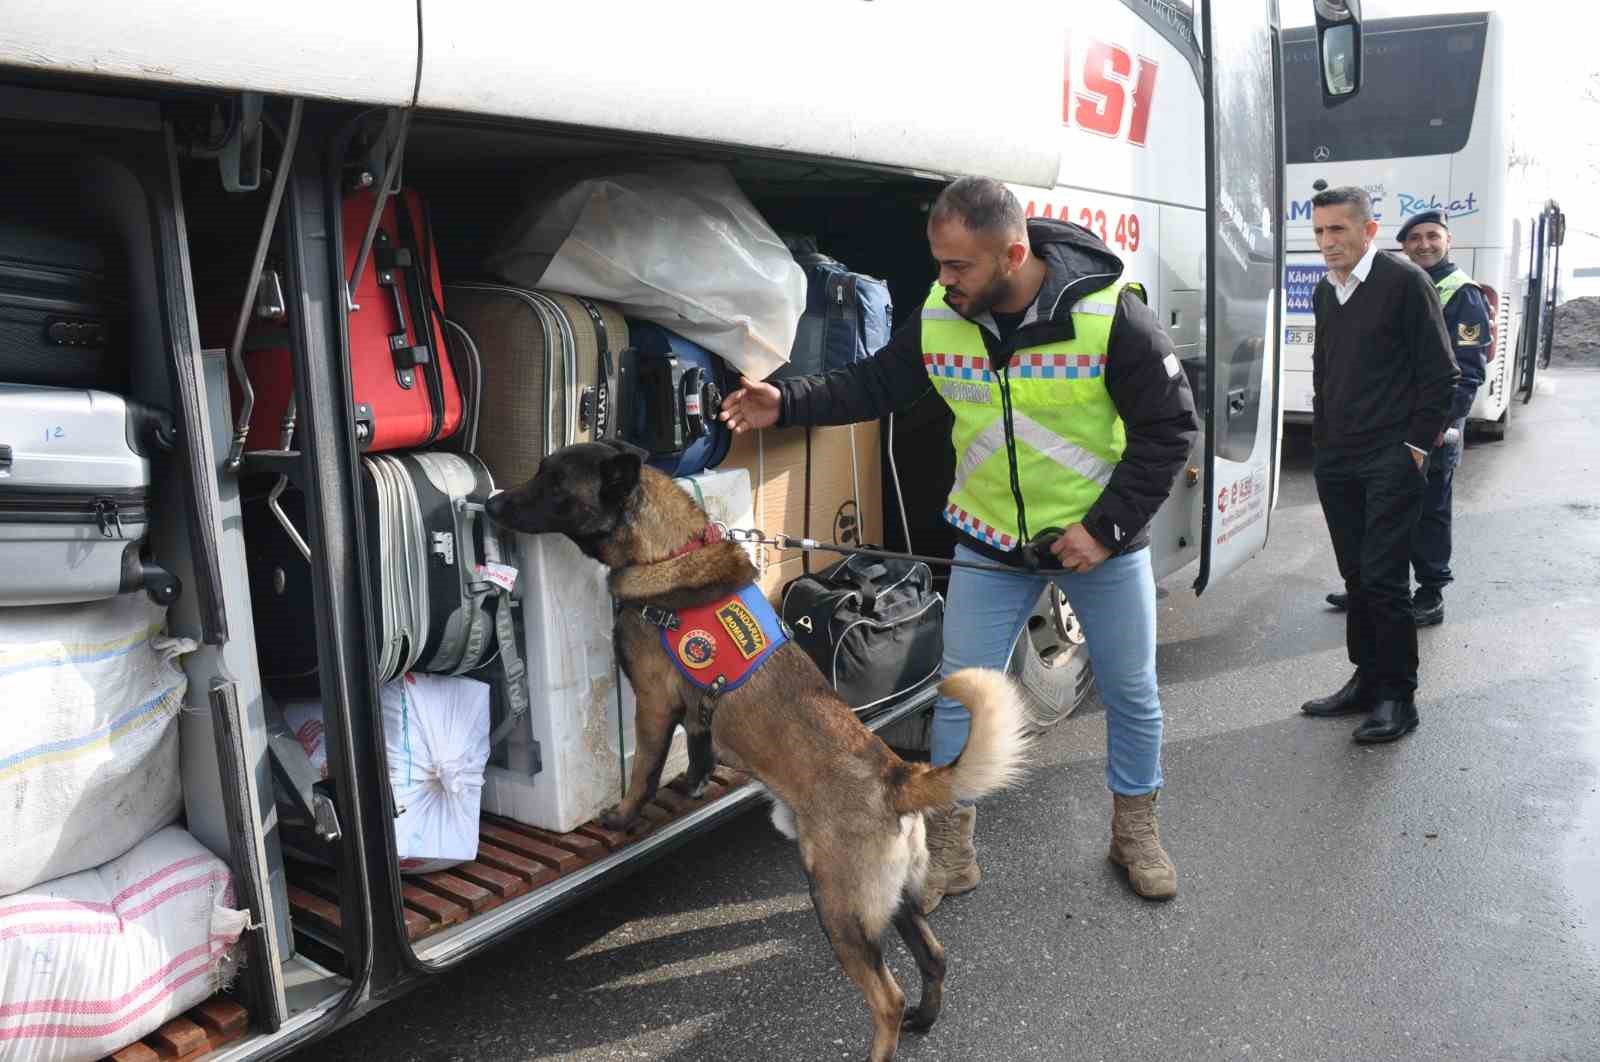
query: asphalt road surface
[{"left": 302, "top": 368, "right": 1600, "bottom": 1062}]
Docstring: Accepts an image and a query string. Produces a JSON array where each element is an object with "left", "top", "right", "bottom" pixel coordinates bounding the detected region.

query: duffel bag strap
[
  {"left": 441, "top": 497, "right": 495, "bottom": 676},
  {"left": 832, "top": 557, "right": 890, "bottom": 613},
  {"left": 483, "top": 527, "right": 530, "bottom": 749}
]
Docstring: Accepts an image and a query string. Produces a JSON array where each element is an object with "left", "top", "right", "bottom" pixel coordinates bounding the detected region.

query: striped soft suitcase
[
  {"left": 445, "top": 284, "right": 627, "bottom": 489},
  {"left": 243, "top": 451, "right": 508, "bottom": 685}
]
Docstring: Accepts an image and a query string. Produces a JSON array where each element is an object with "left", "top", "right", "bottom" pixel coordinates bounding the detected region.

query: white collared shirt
[{"left": 1330, "top": 241, "right": 1378, "bottom": 305}]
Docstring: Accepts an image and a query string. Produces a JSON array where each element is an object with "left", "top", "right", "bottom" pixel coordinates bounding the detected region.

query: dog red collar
[{"left": 662, "top": 523, "right": 725, "bottom": 562}]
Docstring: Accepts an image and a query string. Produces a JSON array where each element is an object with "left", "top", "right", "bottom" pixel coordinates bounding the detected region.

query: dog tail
[{"left": 892, "top": 668, "right": 1031, "bottom": 814}]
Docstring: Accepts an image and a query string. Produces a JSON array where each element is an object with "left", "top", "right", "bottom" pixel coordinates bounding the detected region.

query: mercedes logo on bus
[{"left": 1313, "top": 145, "right": 1332, "bottom": 161}]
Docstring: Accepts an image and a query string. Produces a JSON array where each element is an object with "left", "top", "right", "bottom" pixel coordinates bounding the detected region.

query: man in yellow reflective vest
[{"left": 721, "top": 177, "right": 1199, "bottom": 906}]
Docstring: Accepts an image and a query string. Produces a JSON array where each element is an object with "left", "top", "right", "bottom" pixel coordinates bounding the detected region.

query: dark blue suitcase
[
  {"left": 619, "top": 320, "right": 732, "bottom": 476},
  {"left": 772, "top": 237, "right": 893, "bottom": 379}
]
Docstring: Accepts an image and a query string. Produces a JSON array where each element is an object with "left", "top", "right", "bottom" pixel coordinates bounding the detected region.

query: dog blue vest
[{"left": 658, "top": 583, "right": 789, "bottom": 693}]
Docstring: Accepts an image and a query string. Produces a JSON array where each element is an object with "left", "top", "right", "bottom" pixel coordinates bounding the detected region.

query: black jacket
[
  {"left": 1311, "top": 250, "right": 1459, "bottom": 455},
  {"left": 774, "top": 218, "right": 1199, "bottom": 561}
]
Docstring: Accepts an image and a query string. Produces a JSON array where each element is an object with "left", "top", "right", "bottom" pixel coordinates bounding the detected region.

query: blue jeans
[{"left": 929, "top": 544, "right": 1164, "bottom": 795}]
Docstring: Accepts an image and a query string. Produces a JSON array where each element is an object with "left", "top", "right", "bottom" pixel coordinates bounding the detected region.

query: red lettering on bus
[
  {"left": 1063, "top": 38, "right": 1158, "bottom": 147},
  {"left": 1127, "top": 55, "right": 1159, "bottom": 146},
  {"left": 1075, "top": 41, "right": 1132, "bottom": 138}
]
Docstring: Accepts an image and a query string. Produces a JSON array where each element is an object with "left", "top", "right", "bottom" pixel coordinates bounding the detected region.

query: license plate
[{"left": 1284, "top": 325, "right": 1316, "bottom": 346}]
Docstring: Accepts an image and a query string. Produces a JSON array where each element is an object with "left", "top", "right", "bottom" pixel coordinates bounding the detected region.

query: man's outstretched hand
[{"left": 719, "top": 378, "right": 782, "bottom": 434}]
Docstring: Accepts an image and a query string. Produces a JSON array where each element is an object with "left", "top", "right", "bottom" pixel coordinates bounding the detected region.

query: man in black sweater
[{"left": 1300, "top": 186, "right": 1459, "bottom": 743}]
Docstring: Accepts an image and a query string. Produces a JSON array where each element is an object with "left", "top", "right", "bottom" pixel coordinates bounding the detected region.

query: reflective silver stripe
[
  {"left": 952, "top": 413, "right": 1115, "bottom": 493},
  {"left": 1069, "top": 298, "right": 1118, "bottom": 317},
  {"left": 952, "top": 419, "right": 1010, "bottom": 491},
  {"left": 1011, "top": 413, "right": 1116, "bottom": 486},
  {"left": 921, "top": 306, "right": 966, "bottom": 321}
]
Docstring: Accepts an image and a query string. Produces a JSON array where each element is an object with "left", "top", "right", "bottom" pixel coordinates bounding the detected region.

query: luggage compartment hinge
[{"left": 187, "top": 92, "right": 265, "bottom": 193}]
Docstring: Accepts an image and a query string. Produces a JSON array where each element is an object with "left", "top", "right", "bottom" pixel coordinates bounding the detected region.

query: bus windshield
[{"left": 1284, "top": 14, "right": 1487, "bottom": 163}]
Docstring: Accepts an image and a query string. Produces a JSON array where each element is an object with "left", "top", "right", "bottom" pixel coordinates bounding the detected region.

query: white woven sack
[
  {"left": 382, "top": 673, "right": 490, "bottom": 875},
  {"left": 281, "top": 699, "right": 330, "bottom": 778},
  {"left": 0, "top": 825, "right": 250, "bottom": 1062},
  {"left": 0, "top": 595, "right": 196, "bottom": 897},
  {"left": 486, "top": 160, "right": 806, "bottom": 381}
]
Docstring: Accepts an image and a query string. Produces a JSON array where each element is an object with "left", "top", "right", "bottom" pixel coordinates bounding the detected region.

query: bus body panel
[
  {"left": 414, "top": 0, "right": 1066, "bottom": 189},
  {"left": 1012, "top": 3, "right": 1210, "bottom": 579},
  {"left": 0, "top": 0, "right": 418, "bottom": 105},
  {"left": 0, "top": 1, "right": 1312, "bottom": 1056}
]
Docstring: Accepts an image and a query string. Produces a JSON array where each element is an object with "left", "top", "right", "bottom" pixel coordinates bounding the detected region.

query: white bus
[
  {"left": 1281, "top": 10, "right": 1520, "bottom": 438},
  {"left": 0, "top": 2, "right": 1352, "bottom": 1058}
]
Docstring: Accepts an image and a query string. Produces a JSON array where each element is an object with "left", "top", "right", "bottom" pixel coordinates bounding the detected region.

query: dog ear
[
  {"left": 603, "top": 438, "right": 651, "bottom": 463},
  {"left": 599, "top": 449, "right": 642, "bottom": 508}
]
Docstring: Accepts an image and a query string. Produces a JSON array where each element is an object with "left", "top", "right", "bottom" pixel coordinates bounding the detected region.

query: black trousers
[
  {"left": 1411, "top": 417, "right": 1465, "bottom": 593},
  {"left": 1315, "top": 443, "right": 1429, "bottom": 699}
]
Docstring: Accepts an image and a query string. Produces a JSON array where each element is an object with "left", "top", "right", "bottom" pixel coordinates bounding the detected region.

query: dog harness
[{"left": 637, "top": 583, "right": 790, "bottom": 723}]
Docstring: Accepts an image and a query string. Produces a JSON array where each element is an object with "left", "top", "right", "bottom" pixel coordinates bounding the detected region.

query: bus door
[{"left": 1194, "top": 0, "right": 1286, "bottom": 593}]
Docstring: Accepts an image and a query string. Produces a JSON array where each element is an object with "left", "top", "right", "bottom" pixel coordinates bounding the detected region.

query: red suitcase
[{"left": 238, "top": 187, "right": 464, "bottom": 453}]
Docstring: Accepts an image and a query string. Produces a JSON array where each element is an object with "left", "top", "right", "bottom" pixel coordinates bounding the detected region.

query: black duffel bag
[{"left": 781, "top": 554, "right": 945, "bottom": 717}]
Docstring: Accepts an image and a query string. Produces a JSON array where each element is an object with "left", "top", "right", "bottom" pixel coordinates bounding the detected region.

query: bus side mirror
[{"left": 1314, "top": 0, "right": 1363, "bottom": 104}]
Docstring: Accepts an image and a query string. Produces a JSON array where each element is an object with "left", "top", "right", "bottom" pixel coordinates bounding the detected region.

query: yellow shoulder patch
[{"left": 1457, "top": 322, "right": 1483, "bottom": 344}]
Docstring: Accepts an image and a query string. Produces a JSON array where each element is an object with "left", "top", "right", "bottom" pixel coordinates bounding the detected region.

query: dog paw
[
  {"left": 666, "top": 773, "right": 712, "bottom": 800},
  {"left": 901, "top": 1009, "right": 938, "bottom": 1034},
  {"left": 599, "top": 806, "right": 640, "bottom": 833}
]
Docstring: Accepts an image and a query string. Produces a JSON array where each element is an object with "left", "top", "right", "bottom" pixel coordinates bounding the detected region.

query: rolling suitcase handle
[
  {"left": 373, "top": 231, "right": 432, "bottom": 391},
  {"left": 225, "top": 99, "right": 303, "bottom": 471},
  {"left": 575, "top": 296, "right": 618, "bottom": 441}
]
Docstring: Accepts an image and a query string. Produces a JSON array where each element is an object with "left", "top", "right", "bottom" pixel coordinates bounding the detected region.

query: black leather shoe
[
  {"left": 1325, "top": 591, "right": 1348, "bottom": 611},
  {"left": 1413, "top": 590, "right": 1444, "bottom": 627},
  {"left": 1301, "top": 671, "right": 1373, "bottom": 717},
  {"left": 1352, "top": 698, "right": 1420, "bottom": 743}
]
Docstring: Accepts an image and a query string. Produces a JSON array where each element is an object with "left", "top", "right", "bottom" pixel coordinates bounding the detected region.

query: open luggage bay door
[
  {"left": 1195, "top": 0, "right": 1285, "bottom": 594},
  {"left": 414, "top": 0, "right": 1064, "bottom": 189}
]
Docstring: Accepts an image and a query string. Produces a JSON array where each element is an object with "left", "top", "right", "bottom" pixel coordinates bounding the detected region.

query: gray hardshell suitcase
[{"left": 0, "top": 384, "right": 180, "bottom": 606}]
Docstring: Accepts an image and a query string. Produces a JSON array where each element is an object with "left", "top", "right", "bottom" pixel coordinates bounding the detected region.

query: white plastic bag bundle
[
  {"left": 382, "top": 673, "right": 490, "bottom": 874},
  {"left": 281, "top": 699, "right": 330, "bottom": 778},
  {"left": 0, "top": 595, "right": 195, "bottom": 897},
  {"left": 0, "top": 825, "right": 250, "bottom": 1062},
  {"left": 486, "top": 161, "right": 806, "bottom": 381}
]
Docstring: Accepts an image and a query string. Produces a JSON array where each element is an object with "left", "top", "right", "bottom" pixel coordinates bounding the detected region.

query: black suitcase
[{"left": 0, "top": 178, "right": 128, "bottom": 390}]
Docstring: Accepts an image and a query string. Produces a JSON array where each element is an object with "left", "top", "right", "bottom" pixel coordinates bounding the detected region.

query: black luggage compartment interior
[{"left": 405, "top": 116, "right": 960, "bottom": 570}]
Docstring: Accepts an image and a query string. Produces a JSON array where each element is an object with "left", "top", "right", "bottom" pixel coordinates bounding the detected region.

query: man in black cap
[{"left": 1323, "top": 209, "right": 1491, "bottom": 625}]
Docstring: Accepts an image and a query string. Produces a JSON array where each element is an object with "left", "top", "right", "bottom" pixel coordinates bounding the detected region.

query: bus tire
[{"left": 1007, "top": 586, "right": 1094, "bottom": 733}]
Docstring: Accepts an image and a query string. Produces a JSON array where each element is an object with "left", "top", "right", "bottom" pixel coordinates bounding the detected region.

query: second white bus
[{"left": 1281, "top": 10, "right": 1518, "bottom": 437}]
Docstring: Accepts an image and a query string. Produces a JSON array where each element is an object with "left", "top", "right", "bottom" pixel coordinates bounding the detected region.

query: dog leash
[{"left": 716, "top": 525, "right": 1071, "bottom": 576}]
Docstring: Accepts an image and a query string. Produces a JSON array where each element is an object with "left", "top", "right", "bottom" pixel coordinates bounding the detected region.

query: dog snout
[{"left": 485, "top": 490, "right": 509, "bottom": 525}]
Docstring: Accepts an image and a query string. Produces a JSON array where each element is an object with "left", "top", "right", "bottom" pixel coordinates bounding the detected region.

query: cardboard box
[{"left": 721, "top": 422, "right": 882, "bottom": 601}]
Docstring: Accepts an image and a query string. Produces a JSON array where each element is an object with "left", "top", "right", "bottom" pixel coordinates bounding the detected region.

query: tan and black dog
[{"left": 486, "top": 439, "right": 1029, "bottom": 1062}]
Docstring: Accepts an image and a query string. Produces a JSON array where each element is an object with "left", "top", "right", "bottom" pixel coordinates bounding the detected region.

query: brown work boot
[
  {"left": 1108, "top": 791, "right": 1178, "bottom": 901},
  {"left": 919, "top": 803, "right": 980, "bottom": 915}
]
